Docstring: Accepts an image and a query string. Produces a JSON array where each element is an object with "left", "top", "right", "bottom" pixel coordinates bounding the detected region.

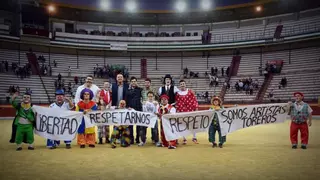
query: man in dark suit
[
  {"left": 111, "top": 74, "right": 129, "bottom": 107},
  {"left": 125, "top": 76, "right": 143, "bottom": 144},
  {"left": 158, "top": 74, "right": 180, "bottom": 105}
]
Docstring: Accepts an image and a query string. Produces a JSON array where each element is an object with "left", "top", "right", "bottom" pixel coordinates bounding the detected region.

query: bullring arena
[{"left": 1, "top": 0, "right": 320, "bottom": 180}]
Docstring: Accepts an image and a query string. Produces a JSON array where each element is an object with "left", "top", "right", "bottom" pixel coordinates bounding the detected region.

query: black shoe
[
  {"left": 89, "top": 144, "right": 95, "bottom": 148},
  {"left": 80, "top": 145, "right": 85, "bottom": 148},
  {"left": 130, "top": 141, "right": 134, "bottom": 145},
  {"left": 168, "top": 145, "right": 176, "bottom": 149},
  {"left": 111, "top": 143, "right": 117, "bottom": 149},
  {"left": 219, "top": 143, "right": 223, "bottom": 148},
  {"left": 292, "top": 145, "right": 297, "bottom": 149},
  {"left": 121, "top": 144, "right": 130, "bottom": 148},
  {"left": 98, "top": 138, "right": 103, "bottom": 144},
  {"left": 49, "top": 146, "right": 56, "bottom": 150},
  {"left": 301, "top": 145, "right": 307, "bottom": 149},
  {"left": 106, "top": 139, "right": 111, "bottom": 144},
  {"left": 9, "top": 139, "right": 15, "bottom": 143},
  {"left": 212, "top": 143, "right": 217, "bottom": 148},
  {"left": 28, "top": 147, "right": 34, "bottom": 150},
  {"left": 66, "top": 144, "right": 71, "bottom": 149},
  {"left": 16, "top": 147, "right": 22, "bottom": 151}
]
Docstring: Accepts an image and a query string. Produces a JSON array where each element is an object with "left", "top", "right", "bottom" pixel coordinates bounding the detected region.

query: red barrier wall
[{"left": 1, "top": 104, "right": 319, "bottom": 117}]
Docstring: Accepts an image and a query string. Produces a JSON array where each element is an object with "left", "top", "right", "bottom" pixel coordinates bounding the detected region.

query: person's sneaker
[
  {"left": 106, "top": 139, "right": 111, "bottom": 144},
  {"left": 168, "top": 145, "right": 176, "bottom": 149},
  {"left": 28, "top": 147, "right": 34, "bottom": 150},
  {"left": 138, "top": 142, "right": 145, "bottom": 146},
  {"left": 89, "top": 144, "right": 95, "bottom": 148},
  {"left": 192, "top": 138, "right": 199, "bottom": 144},
  {"left": 80, "top": 145, "right": 85, "bottom": 148},
  {"left": 16, "top": 147, "right": 22, "bottom": 151},
  {"left": 292, "top": 145, "right": 297, "bottom": 149},
  {"left": 301, "top": 145, "right": 307, "bottom": 149},
  {"left": 212, "top": 143, "right": 217, "bottom": 148},
  {"left": 116, "top": 139, "right": 121, "bottom": 144},
  {"left": 183, "top": 139, "right": 187, "bottom": 145},
  {"left": 219, "top": 143, "right": 223, "bottom": 148},
  {"left": 152, "top": 140, "right": 156, "bottom": 144},
  {"left": 156, "top": 142, "right": 163, "bottom": 147},
  {"left": 66, "top": 144, "right": 71, "bottom": 149},
  {"left": 49, "top": 146, "right": 56, "bottom": 150}
]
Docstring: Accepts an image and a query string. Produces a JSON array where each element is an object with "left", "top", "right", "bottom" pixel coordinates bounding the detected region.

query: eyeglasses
[{"left": 23, "top": 96, "right": 30, "bottom": 99}]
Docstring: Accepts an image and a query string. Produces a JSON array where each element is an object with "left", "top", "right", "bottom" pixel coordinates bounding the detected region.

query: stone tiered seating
[
  {"left": 0, "top": 74, "right": 49, "bottom": 104},
  {"left": 282, "top": 47, "right": 320, "bottom": 73},
  {"left": 223, "top": 75, "right": 265, "bottom": 102},
  {"left": 264, "top": 71, "right": 320, "bottom": 102},
  {"left": 237, "top": 53, "right": 260, "bottom": 75},
  {"left": 237, "top": 47, "right": 320, "bottom": 75}
]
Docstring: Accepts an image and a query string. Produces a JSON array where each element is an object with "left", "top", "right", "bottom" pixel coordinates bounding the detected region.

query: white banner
[
  {"left": 110, "top": 43, "right": 128, "bottom": 51},
  {"left": 217, "top": 103, "right": 289, "bottom": 136},
  {"left": 162, "top": 110, "right": 215, "bottom": 141},
  {"left": 84, "top": 109, "right": 158, "bottom": 128},
  {"left": 32, "top": 105, "right": 83, "bottom": 141}
]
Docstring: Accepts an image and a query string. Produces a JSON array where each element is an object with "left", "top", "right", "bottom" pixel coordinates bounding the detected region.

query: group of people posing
[
  {"left": 9, "top": 73, "right": 313, "bottom": 151},
  {"left": 9, "top": 73, "right": 226, "bottom": 150}
]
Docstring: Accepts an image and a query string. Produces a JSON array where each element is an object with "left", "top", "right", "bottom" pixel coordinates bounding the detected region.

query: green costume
[{"left": 10, "top": 98, "right": 35, "bottom": 145}]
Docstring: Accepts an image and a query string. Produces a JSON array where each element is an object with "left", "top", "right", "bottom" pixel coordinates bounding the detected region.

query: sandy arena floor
[{"left": 0, "top": 120, "right": 319, "bottom": 180}]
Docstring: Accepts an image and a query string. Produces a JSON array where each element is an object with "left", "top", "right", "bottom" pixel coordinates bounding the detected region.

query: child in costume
[
  {"left": 140, "top": 91, "right": 159, "bottom": 147},
  {"left": 158, "top": 94, "right": 177, "bottom": 149},
  {"left": 76, "top": 88, "right": 98, "bottom": 148},
  {"left": 10, "top": 91, "right": 35, "bottom": 151},
  {"left": 47, "top": 89, "right": 74, "bottom": 149},
  {"left": 208, "top": 96, "right": 226, "bottom": 148},
  {"left": 288, "top": 92, "right": 312, "bottom": 149},
  {"left": 96, "top": 81, "right": 112, "bottom": 144},
  {"left": 110, "top": 100, "right": 131, "bottom": 149}
]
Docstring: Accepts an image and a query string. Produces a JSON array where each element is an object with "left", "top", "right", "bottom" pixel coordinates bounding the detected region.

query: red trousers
[
  {"left": 160, "top": 121, "right": 177, "bottom": 147},
  {"left": 290, "top": 122, "right": 309, "bottom": 145}
]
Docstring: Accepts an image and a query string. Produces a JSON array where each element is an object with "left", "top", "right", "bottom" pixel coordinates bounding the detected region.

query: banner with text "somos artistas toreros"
[{"left": 216, "top": 103, "right": 289, "bottom": 136}]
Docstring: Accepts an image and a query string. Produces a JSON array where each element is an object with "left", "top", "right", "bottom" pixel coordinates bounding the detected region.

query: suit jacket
[
  {"left": 125, "top": 87, "right": 143, "bottom": 111},
  {"left": 111, "top": 83, "right": 129, "bottom": 106}
]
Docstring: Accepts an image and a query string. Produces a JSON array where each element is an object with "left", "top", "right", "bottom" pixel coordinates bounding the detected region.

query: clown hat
[
  {"left": 293, "top": 92, "right": 304, "bottom": 97},
  {"left": 55, "top": 89, "right": 65, "bottom": 95},
  {"left": 211, "top": 96, "right": 222, "bottom": 104},
  {"left": 160, "top": 94, "right": 169, "bottom": 100},
  {"left": 80, "top": 88, "right": 94, "bottom": 100}
]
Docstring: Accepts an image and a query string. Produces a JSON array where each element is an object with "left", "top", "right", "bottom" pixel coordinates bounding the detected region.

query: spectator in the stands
[
  {"left": 205, "top": 91, "right": 209, "bottom": 102},
  {"left": 268, "top": 89, "right": 274, "bottom": 102},
  {"left": 58, "top": 73, "right": 62, "bottom": 82},
  {"left": 221, "top": 67, "right": 224, "bottom": 76},
  {"left": 211, "top": 67, "right": 214, "bottom": 76},
  {"left": 226, "top": 67, "right": 230, "bottom": 77},
  {"left": 74, "top": 76, "right": 78, "bottom": 85},
  {"left": 48, "top": 65, "right": 52, "bottom": 76},
  {"left": 205, "top": 71, "right": 208, "bottom": 77},
  {"left": 53, "top": 60, "right": 57, "bottom": 67},
  {"left": 239, "top": 80, "right": 244, "bottom": 90},
  {"left": 6, "top": 91, "right": 10, "bottom": 103},
  {"left": 215, "top": 67, "right": 218, "bottom": 76},
  {"left": 68, "top": 66, "right": 71, "bottom": 77}
]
